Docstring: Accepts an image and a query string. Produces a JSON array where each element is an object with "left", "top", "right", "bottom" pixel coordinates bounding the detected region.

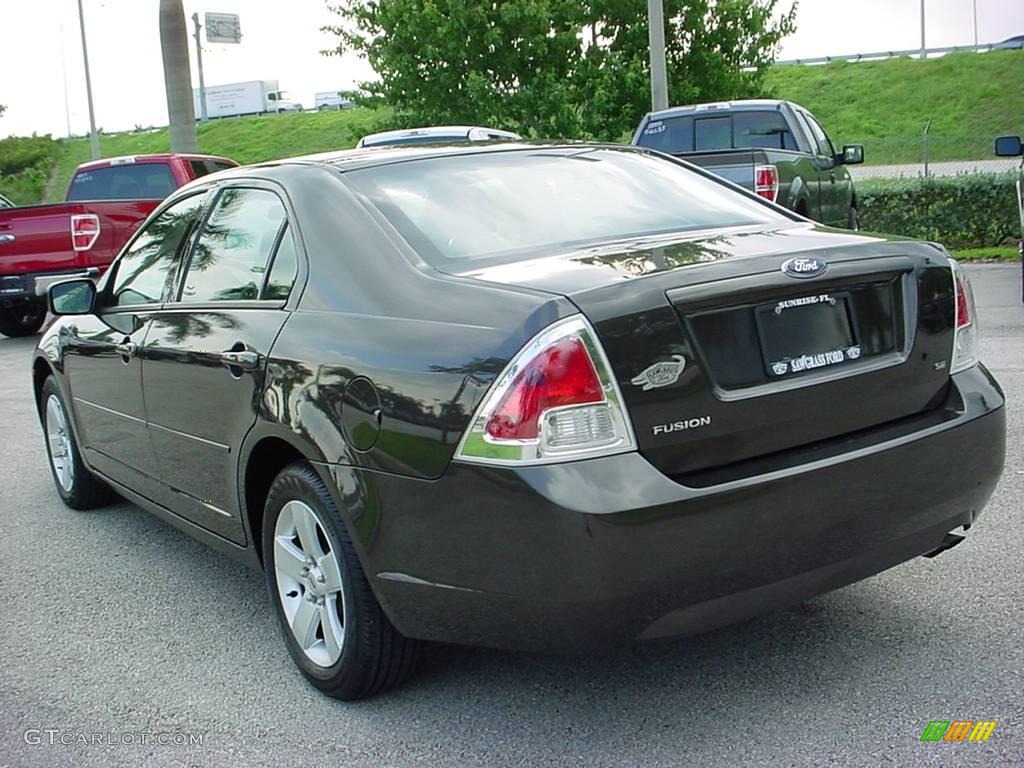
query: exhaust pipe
[{"left": 923, "top": 527, "right": 969, "bottom": 559}]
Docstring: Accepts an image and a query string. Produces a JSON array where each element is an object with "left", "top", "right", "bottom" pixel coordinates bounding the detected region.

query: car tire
[
  {"left": 262, "top": 461, "right": 422, "bottom": 700},
  {"left": 0, "top": 300, "right": 46, "bottom": 338},
  {"left": 848, "top": 206, "right": 860, "bottom": 231},
  {"left": 40, "top": 376, "right": 114, "bottom": 509}
]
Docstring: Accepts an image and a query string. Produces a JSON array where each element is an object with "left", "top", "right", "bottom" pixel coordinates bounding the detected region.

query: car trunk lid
[{"left": 442, "top": 225, "right": 957, "bottom": 481}]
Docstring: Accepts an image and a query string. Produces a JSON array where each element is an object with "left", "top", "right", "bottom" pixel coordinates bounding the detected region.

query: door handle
[
  {"left": 0, "top": 234, "right": 14, "bottom": 244},
  {"left": 219, "top": 349, "right": 259, "bottom": 371},
  {"left": 115, "top": 340, "right": 138, "bottom": 362}
]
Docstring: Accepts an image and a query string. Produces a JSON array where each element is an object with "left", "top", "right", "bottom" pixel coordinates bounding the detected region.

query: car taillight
[
  {"left": 455, "top": 315, "right": 636, "bottom": 465},
  {"left": 71, "top": 214, "right": 100, "bottom": 251},
  {"left": 949, "top": 259, "right": 979, "bottom": 374},
  {"left": 754, "top": 164, "right": 779, "bottom": 203}
]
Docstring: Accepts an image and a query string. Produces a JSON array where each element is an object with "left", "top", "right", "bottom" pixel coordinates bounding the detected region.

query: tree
[
  {"left": 323, "top": 0, "right": 796, "bottom": 140},
  {"left": 159, "top": 0, "right": 197, "bottom": 152},
  {"left": 0, "top": 104, "right": 6, "bottom": 118}
]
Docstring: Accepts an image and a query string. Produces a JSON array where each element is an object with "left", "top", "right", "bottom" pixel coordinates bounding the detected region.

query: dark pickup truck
[
  {"left": 632, "top": 100, "right": 864, "bottom": 229},
  {"left": 0, "top": 153, "right": 235, "bottom": 337}
]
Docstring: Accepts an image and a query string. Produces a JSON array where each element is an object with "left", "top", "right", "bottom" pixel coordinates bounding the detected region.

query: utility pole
[
  {"left": 192, "top": 13, "right": 209, "bottom": 122},
  {"left": 972, "top": 0, "right": 978, "bottom": 47},
  {"left": 647, "top": 0, "right": 669, "bottom": 112},
  {"left": 76, "top": 0, "right": 100, "bottom": 159},
  {"left": 920, "top": 0, "right": 927, "bottom": 59}
]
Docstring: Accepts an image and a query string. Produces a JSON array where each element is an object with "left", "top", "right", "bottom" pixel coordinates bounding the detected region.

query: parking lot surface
[{"left": 1, "top": 264, "right": 1021, "bottom": 768}]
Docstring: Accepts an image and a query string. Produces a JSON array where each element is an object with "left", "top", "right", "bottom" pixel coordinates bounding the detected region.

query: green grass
[
  {"left": 951, "top": 246, "right": 1019, "bottom": 261},
  {"left": 764, "top": 50, "right": 1024, "bottom": 165},
  {"left": 45, "top": 106, "right": 393, "bottom": 202}
]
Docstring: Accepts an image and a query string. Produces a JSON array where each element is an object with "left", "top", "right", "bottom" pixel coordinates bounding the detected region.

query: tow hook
[{"left": 923, "top": 525, "right": 970, "bottom": 558}]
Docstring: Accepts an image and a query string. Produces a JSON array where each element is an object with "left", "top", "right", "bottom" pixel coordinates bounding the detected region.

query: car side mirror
[
  {"left": 49, "top": 279, "right": 96, "bottom": 316},
  {"left": 994, "top": 135, "right": 1023, "bottom": 157},
  {"left": 840, "top": 144, "right": 865, "bottom": 165}
]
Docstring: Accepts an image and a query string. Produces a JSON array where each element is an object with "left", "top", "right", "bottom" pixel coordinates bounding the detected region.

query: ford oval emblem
[{"left": 781, "top": 257, "right": 828, "bottom": 279}]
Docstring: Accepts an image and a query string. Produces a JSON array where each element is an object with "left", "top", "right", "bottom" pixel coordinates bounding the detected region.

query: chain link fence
[{"left": 845, "top": 135, "right": 1019, "bottom": 181}]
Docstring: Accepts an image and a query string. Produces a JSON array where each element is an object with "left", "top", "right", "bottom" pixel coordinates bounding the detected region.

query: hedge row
[{"left": 857, "top": 172, "right": 1021, "bottom": 249}]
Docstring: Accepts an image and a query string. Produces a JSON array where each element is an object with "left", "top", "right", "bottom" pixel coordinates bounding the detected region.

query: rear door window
[
  {"left": 108, "top": 194, "right": 208, "bottom": 308},
  {"left": 67, "top": 164, "right": 177, "bottom": 201},
  {"left": 800, "top": 111, "right": 836, "bottom": 158},
  {"left": 178, "top": 187, "right": 288, "bottom": 303}
]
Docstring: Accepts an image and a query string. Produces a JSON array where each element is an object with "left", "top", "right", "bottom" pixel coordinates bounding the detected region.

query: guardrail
[{"left": 774, "top": 43, "right": 1002, "bottom": 67}]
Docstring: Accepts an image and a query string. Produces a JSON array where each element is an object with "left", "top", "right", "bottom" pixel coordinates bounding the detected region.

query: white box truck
[{"left": 193, "top": 80, "right": 303, "bottom": 119}]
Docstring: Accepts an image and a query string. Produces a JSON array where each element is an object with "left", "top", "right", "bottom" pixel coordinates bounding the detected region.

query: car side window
[
  {"left": 179, "top": 187, "right": 287, "bottom": 303},
  {"left": 262, "top": 224, "right": 298, "bottom": 301},
  {"left": 801, "top": 111, "right": 836, "bottom": 158},
  {"left": 107, "top": 194, "right": 208, "bottom": 308}
]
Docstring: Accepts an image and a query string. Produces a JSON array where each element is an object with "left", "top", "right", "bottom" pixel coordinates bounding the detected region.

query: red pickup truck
[{"left": 0, "top": 153, "right": 235, "bottom": 337}]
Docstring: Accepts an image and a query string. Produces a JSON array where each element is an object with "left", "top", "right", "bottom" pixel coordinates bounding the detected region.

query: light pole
[
  {"left": 76, "top": 0, "right": 100, "bottom": 159},
  {"left": 192, "top": 13, "right": 209, "bottom": 122},
  {"left": 972, "top": 0, "right": 978, "bottom": 47},
  {"left": 647, "top": 0, "right": 669, "bottom": 112},
  {"left": 920, "top": 0, "right": 926, "bottom": 59}
]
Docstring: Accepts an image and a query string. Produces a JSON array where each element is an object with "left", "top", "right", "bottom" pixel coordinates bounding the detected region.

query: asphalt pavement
[{"left": 1, "top": 264, "right": 1021, "bottom": 768}]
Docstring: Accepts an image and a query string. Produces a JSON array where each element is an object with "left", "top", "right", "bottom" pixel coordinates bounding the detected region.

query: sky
[{"left": 1, "top": 0, "right": 1022, "bottom": 139}]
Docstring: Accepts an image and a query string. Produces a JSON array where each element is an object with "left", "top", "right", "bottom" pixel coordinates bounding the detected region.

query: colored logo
[
  {"left": 920, "top": 720, "right": 997, "bottom": 742},
  {"left": 781, "top": 256, "right": 828, "bottom": 278}
]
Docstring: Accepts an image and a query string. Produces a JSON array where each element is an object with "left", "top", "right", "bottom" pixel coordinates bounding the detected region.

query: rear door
[
  {"left": 65, "top": 193, "right": 209, "bottom": 487},
  {"left": 142, "top": 184, "right": 300, "bottom": 543}
]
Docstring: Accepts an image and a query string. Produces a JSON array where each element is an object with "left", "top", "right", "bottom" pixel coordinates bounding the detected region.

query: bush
[{"left": 858, "top": 172, "right": 1021, "bottom": 249}]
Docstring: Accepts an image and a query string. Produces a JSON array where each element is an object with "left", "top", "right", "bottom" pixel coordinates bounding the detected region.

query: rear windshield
[
  {"left": 189, "top": 159, "right": 236, "bottom": 179},
  {"left": 636, "top": 111, "right": 799, "bottom": 154},
  {"left": 67, "top": 164, "right": 176, "bottom": 201},
  {"left": 344, "top": 148, "right": 787, "bottom": 264}
]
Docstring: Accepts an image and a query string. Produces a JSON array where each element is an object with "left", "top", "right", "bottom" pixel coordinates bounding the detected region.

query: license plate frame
[{"left": 754, "top": 291, "right": 861, "bottom": 378}]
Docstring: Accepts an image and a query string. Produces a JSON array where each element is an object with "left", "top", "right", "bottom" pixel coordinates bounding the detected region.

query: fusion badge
[{"left": 632, "top": 355, "right": 686, "bottom": 391}]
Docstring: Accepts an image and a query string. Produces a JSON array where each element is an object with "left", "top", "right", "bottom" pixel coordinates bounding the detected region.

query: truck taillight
[
  {"left": 455, "top": 315, "right": 636, "bottom": 466},
  {"left": 71, "top": 214, "right": 100, "bottom": 252},
  {"left": 949, "top": 259, "right": 979, "bottom": 374},
  {"left": 754, "top": 165, "right": 779, "bottom": 203}
]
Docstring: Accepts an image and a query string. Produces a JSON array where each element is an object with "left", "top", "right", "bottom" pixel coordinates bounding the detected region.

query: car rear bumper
[{"left": 330, "top": 364, "right": 1005, "bottom": 653}]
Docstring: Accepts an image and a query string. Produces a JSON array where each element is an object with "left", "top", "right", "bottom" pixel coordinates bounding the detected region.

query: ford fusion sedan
[{"left": 33, "top": 143, "right": 1005, "bottom": 700}]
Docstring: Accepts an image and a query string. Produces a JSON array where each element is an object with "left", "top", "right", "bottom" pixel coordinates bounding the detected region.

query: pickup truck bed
[{"left": 632, "top": 100, "right": 864, "bottom": 229}]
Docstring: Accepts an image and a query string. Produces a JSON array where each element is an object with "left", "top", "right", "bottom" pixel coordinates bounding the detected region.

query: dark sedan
[{"left": 32, "top": 144, "right": 1005, "bottom": 700}]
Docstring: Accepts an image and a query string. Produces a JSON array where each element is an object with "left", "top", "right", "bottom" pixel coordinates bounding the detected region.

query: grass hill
[
  {"left": 763, "top": 49, "right": 1024, "bottom": 165},
  {"left": 3, "top": 49, "right": 1020, "bottom": 204}
]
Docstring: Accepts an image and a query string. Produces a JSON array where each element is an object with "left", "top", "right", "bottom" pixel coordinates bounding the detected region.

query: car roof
[
  {"left": 358, "top": 125, "right": 520, "bottom": 147},
  {"left": 74, "top": 153, "right": 236, "bottom": 172},
  {"left": 645, "top": 99, "right": 792, "bottom": 121}
]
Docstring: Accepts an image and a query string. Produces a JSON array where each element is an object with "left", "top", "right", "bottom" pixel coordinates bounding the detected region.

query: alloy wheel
[
  {"left": 45, "top": 394, "right": 74, "bottom": 492},
  {"left": 272, "top": 500, "right": 346, "bottom": 667}
]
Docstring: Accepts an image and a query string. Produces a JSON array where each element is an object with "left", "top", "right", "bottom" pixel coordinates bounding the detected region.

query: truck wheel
[
  {"left": 848, "top": 207, "right": 860, "bottom": 231},
  {"left": 0, "top": 300, "right": 46, "bottom": 338}
]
